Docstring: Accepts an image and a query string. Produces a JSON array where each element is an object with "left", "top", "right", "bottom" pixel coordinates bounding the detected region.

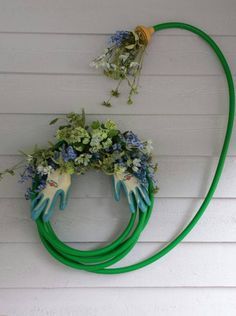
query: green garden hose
[{"left": 36, "top": 22, "right": 235, "bottom": 274}]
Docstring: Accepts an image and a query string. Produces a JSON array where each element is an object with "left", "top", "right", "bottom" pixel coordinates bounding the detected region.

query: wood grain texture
[
  {"left": 0, "top": 0, "right": 235, "bottom": 35},
  {"left": 0, "top": 243, "right": 235, "bottom": 288},
  {"left": 0, "top": 114, "right": 233, "bottom": 156},
  {"left": 0, "top": 156, "right": 236, "bottom": 198},
  {"left": 1, "top": 288, "right": 236, "bottom": 316},
  {"left": 0, "top": 74, "right": 232, "bottom": 115},
  {"left": 0, "top": 198, "right": 236, "bottom": 243},
  {"left": 0, "top": 34, "right": 235, "bottom": 75}
]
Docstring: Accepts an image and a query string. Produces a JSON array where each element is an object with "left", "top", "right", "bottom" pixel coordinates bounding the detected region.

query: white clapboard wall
[{"left": 0, "top": 1, "right": 236, "bottom": 315}]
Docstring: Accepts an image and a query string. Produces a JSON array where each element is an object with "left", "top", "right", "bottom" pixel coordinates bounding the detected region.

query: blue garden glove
[
  {"left": 112, "top": 172, "right": 151, "bottom": 213},
  {"left": 31, "top": 170, "right": 71, "bottom": 222}
]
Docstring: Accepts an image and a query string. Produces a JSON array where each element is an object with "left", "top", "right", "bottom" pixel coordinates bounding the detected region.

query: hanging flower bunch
[
  {"left": 0, "top": 111, "right": 158, "bottom": 201},
  {"left": 90, "top": 29, "right": 148, "bottom": 107}
]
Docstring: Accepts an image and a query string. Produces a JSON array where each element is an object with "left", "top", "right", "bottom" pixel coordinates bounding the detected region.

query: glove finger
[
  {"left": 31, "top": 193, "right": 43, "bottom": 210},
  {"left": 120, "top": 182, "right": 136, "bottom": 213},
  {"left": 31, "top": 194, "right": 49, "bottom": 221},
  {"left": 60, "top": 186, "right": 71, "bottom": 210},
  {"left": 138, "top": 185, "right": 151, "bottom": 206},
  {"left": 112, "top": 176, "right": 121, "bottom": 201},
  {"left": 43, "top": 190, "right": 62, "bottom": 222},
  {"left": 135, "top": 188, "right": 148, "bottom": 213},
  {"left": 128, "top": 191, "right": 136, "bottom": 213}
]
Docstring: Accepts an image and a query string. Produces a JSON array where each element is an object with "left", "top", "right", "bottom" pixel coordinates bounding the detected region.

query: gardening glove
[
  {"left": 31, "top": 169, "right": 71, "bottom": 222},
  {"left": 112, "top": 172, "right": 151, "bottom": 213}
]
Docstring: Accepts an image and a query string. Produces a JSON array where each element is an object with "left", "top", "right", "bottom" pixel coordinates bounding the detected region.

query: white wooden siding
[{"left": 0, "top": 0, "right": 236, "bottom": 315}]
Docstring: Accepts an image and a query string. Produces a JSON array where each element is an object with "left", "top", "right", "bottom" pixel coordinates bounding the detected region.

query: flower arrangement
[
  {"left": 90, "top": 27, "right": 152, "bottom": 107},
  {"left": 0, "top": 111, "right": 158, "bottom": 209}
]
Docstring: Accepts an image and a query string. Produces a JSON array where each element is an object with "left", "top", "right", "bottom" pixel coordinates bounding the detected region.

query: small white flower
[
  {"left": 110, "top": 63, "right": 117, "bottom": 70},
  {"left": 133, "top": 158, "right": 141, "bottom": 167},
  {"left": 119, "top": 54, "right": 129, "bottom": 62},
  {"left": 129, "top": 62, "right": 139, "bottom": 69},
  {"left": 89, "top": 61, "right": 97, "bottom": 68},
  {"left": 142, "top": 140, "right": 153, "bottom": 154},
  {"left": 132, "top": 166, "right": 139, "bottom": 172},
  {"left": 37, "top": 165, "right": 53, "bottom": 176},
  {"left": 120, "top": 66, "right": 127, "bottom": 74}
]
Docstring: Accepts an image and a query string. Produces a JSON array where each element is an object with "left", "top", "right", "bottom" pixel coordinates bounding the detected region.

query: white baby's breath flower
[
  {"left": 129, "top": 62, "right": 139, "bottom": 69},
  {"left": 110, "top": 64, "right": 117, "bottom": 70},
  {"left": 89, "top": 61, "right": 97, "bottom": 68},
  {"left": 119, "top": 54, "right": 129, "bottom": 62},
  {"left": 133, "top": 158, "right": 141, "bottom": 167},
  {"left": 132, "top": 166, "right": 139, "bottom": 172},
  {"left": 142, "top": 140, "right": 153, "bottom": 155},
  {"left": 120, "top": 66, "right": 127, "bottom": 74},
  {"left": 37, "top": 165, "right": 53, "bottom": 176}
]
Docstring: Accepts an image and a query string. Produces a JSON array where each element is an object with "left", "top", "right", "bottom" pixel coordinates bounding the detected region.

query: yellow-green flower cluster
[{"left": 0, "top": 111, "right": 158, "bottom": 199}]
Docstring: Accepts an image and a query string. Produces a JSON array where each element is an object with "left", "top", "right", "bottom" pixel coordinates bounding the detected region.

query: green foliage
[{"left": 0, "top": 110, "right": 158, "bottom": 196}]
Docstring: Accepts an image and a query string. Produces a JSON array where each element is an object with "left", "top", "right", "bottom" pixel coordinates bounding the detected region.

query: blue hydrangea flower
[
  {"left": 18, "top": 165, "right": 35, "bottom": 183},
  {"left": 112, "top": 143, "right": 122, "bottom": 151},
  {"left": 110, "top": 31, "right": 131, "bottom": 46},
  {"left": 62, "top": 145, "right": 77, "bottom": 162},
  {"left": 123, "top": 131, "right": 144, "bottom": 149}
]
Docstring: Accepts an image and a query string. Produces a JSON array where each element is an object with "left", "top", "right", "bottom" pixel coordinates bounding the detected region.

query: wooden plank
[
  {"left": 0, "top": 243, "right": 235, "bottom": 287},
  {"left": 0, "top": 34, "right": 235, "bottom": 75},
  {"left": 0, "top": 74, "right": 232, "bottom": 115},
  {"left": 0, "top": 197, "right": 236, "bottom": 243},
  {"left": 0, "top": 114, "right": 233, "bottom": 156},
  {"left": 0, "top": 0, "right": 235, "bottom": 35},
  {"left": 0, "top": 156, "right": 236, "bottom": 198},
  {"left": 1, "top": 288, "right": 236, "bottom": 316}
]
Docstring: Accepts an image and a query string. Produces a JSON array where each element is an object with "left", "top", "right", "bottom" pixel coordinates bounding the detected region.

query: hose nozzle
[{"left": 135, "top": 25, "right": 154, "bottom": 45}]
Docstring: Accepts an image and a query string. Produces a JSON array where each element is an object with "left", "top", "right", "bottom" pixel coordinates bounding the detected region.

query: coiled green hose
[{"left": 36, "top": 22, "right": 235, "bottom": 274}]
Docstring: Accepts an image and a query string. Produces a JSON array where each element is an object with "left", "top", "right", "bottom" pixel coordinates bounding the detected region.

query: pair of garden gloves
[{"left": 31, "top": 170, "right": 151, "bottom": 222}]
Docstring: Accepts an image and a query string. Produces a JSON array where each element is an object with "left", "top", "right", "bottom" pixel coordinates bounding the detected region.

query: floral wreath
[
  {"left": 0, "top": 22, "right": 234, "bottom": 274},
  {"left": 1, "top": 110, "right": 157, "bottom": 222}
]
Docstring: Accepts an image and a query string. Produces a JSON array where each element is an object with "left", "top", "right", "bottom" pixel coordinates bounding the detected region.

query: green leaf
[
  {"left": 6, "top": 169, "right": 15, "bottom": 176},
  {"left": 111, "top": 89, "right": 120, "bottom": 97},
  {"left": 81, "top": 108, "right": 86, "bottom": 127},
  {"left": 132, "top": 31, "right": 139, "bottom": 42},
  {"left": 18, "top": 150, "right": 28, "bottom": 156},
  {"left": 108, "top": 129, "right": 118, "bottom": 137},
  {"left": 102, "top": 101, "right": 112, "bottom": 108},
  {"left": 91, "top": 121, "right": 100, "bottom": 129},
  {"left": 49, "top": 118, "right": 59, "bottom": 125},
  {"left": 125, "top": 44, "right": 135, "bottom": 50}
]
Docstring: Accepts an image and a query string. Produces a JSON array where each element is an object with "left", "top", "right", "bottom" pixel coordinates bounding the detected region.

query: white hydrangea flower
[
  {"left": 75, "top": 154, "right": 92, "bottom": 166},
  {"left": 102, "top": 138, "right": 112, "bottom": 149}
]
